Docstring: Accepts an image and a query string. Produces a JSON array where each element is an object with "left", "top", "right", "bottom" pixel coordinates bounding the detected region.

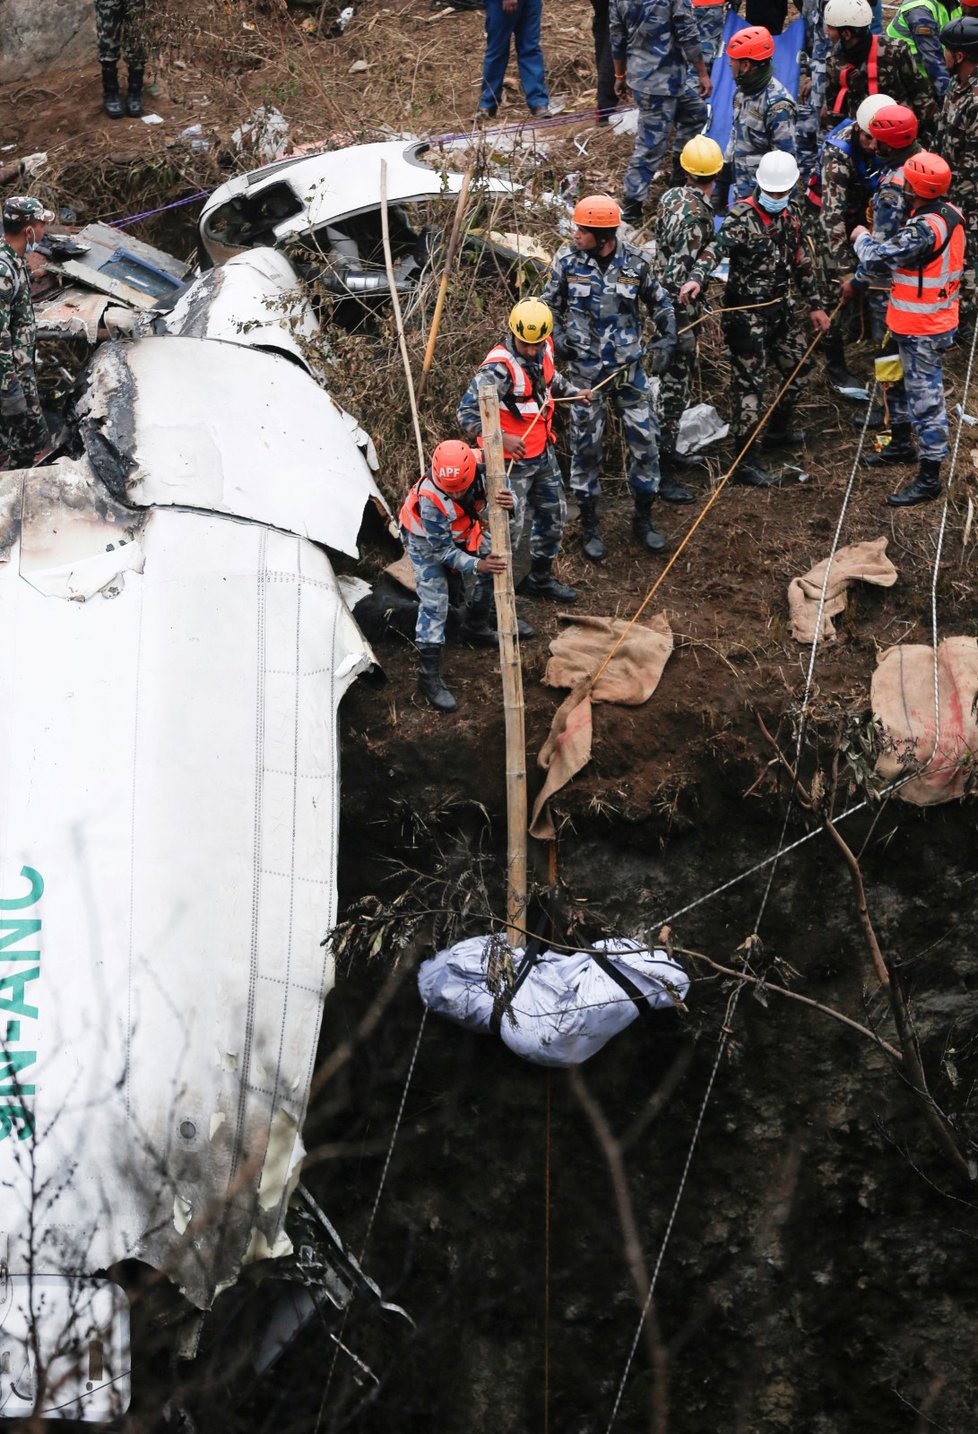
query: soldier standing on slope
[
  {"left": 95, "top": 0, "right": 148, "bottom": 118},
  {"left": 0, "top": 196, "right": 54, "bottom": 472}
]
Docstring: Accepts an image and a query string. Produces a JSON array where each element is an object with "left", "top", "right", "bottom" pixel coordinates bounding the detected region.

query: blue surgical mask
[
  {"left": 758, "top": 193, "right": 791, "bottom": 215},
  {"left": 25, "top": 227, "right": 38, "bottom": 252}
]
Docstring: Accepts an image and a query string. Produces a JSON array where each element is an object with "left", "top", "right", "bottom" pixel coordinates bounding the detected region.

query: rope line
[
  {"left": 603, "top": 313, "right": 978, "bottom": 1428},
  {"left": 359, "top": 1006, "right": 428, "bottom": 1264}
]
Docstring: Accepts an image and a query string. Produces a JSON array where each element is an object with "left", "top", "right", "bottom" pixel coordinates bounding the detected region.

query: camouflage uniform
[
  {"left": 653, "top": 182, "right": 716, "bottom": 448},
  {"left": 0, "top": 240, "right": 46, "bottom": 470},
  {"left": 936, "top": 68, "right": 978, "bottom": 315},
  {"left": 854, "top": 150, "right": 919, "bottom": 337},
  {"left": 456, "top": 336, "right": 571, "bottom": 561},
  {"left": 797, "top": 0, "right": 832, "bottom": 183},
  {"left": 94, "top": 0, "right": 148, "bottom": 66},
  {"left": 726, "top": 67, "right": 797, "bottom": 199},
  {"left": 610, "top": 0, "right": 707, "bottom": 204},
  {"left": 686, "top": 196, "right": 824, "bottom": 440},
  {"left": 541, "top": 239, "right": 676, "bottom": 496},
  {"left": 824, "top": 34, "right": 936, "bottom": 137},
  {"left": 806, "top": 117, "right": 884, "bottom": 346},
  {"left": 693, "top": 0, "right": 727, "bottom": 63},
  {"left": 401, "top": 482, "right": 492, "bottom": 646},
  {"left": 853, "top": 216, "right": 962, "bottom": 459}
]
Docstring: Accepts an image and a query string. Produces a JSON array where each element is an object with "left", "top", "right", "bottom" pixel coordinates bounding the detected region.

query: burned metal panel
[
  {"left": 33, "top": 287, "right": 111, "bottom": 343},
  {"left": 162, "top": 249, "right": 323, "bottom": 374},
  {"left": 74, "top": 337, "right": 388, "bottom": 556},
  {"left": 0, "top": 466, "right": 375, "bottom": 1309}
]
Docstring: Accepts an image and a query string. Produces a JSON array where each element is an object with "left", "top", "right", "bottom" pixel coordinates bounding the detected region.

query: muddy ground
[{"left": 6, "top": 0, "right": 978, "bottom": 1429}]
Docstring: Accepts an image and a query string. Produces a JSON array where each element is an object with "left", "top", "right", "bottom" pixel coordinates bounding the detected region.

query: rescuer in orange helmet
[
  {"left": 848, "top": 152, "right": 966, "bottom": 506},
  {"left": 398, "top": 441, "right": 515, "bottom": 712}
]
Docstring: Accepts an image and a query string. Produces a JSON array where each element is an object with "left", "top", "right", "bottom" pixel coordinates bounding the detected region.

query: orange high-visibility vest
[
  {"left": 399, "top": 475, "right": 483, "bottom": 552},
  {"left": 886, "top": 204, "right": 965, "bottom": 337},
  {"left": 479, "top": 338, "right": 556, "bottom": 459}
]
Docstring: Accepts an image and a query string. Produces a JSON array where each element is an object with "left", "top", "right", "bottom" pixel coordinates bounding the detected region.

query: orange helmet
[
  {"left": 572, "top": 194, "right": 621, "bottom": 228},
  {"left": 726, "top": 25, "right": 775, "bottom": 61},
  {"left": 903, "top": 151, "right": 953, "bottom": 199},
  {"left": 430, "top": 440, "right": 478, "bottom": 494},
  {"left": 868, "top": 103, "right": 918, "bottom": 148}
]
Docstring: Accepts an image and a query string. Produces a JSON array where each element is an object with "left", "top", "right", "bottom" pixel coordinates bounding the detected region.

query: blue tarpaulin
[{"left": 706, "top": 12, "right": 806, "bottom": 158}]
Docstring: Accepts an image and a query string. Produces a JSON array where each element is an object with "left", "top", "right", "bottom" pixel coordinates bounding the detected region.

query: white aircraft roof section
[
  {"left": 76, "top": 337, "right": 387, "bottom": 556},
  {"left": 0, "top": 462, "right": 373, "bottom": 1308}
]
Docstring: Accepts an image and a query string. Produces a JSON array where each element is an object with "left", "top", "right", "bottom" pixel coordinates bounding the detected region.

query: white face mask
[{"left": 24, "top": 226, "right": 38, "bottom": 252}]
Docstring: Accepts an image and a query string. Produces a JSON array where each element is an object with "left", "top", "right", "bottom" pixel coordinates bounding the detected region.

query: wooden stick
[
  {"left": 417, "top": 161, "right": 475, "bottom": 401},
  {"left": 380, "top": 160, "right": 425, "bottom": 474},
  {"left": 478, "top": 384, "right": 527, "bottom": 948}
]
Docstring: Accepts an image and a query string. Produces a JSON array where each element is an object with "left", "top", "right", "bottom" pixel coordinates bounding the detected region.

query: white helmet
[
  {"left": 755, "top": 150, "right": 800, "bottom": 192},
  {"left": 824, "top": 0, "right": 873, "bottom": 27},
  {"left": 856, "top": 92, "right": 896, "bottom": 132}
]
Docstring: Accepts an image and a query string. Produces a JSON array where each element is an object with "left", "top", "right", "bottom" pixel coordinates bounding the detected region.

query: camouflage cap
[{"left": 2, "top": 195, "right": 56, "bottom": 225}]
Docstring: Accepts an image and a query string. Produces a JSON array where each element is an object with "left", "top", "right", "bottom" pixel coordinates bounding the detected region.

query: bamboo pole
[
  {"left": 478, "top": 383, "right": 527, "bottom": 948},
  {"left": 380, "top": 159, "right": 425, "bottom": 475},
  {"left": 416, "top": 161, "right": 475, "bottom": 401}
]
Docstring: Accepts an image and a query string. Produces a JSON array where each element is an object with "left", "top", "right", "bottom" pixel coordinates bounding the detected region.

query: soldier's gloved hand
[
  {"left": 0, "top": 387, "right": 28, "bottom": 419},
  {"left": 713, "top": 161, "right": 733, "bottom": 214}
]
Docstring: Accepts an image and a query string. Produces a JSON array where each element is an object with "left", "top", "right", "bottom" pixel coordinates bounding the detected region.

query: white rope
[
  {"left": 604, "top": 321, "right": 978, "bottom": 1425},
  {"left": 359, "top": 1006, "right": 429, "bottom": 1263}
]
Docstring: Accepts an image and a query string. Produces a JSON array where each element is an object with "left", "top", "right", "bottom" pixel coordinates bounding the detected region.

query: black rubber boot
[
  {"left": 101, "top": 62, "right": 122, "bottom": 118},
  {"left": 822, "top": 332, "right": 865, "bottom": 392},
  {"left": 417, "top": 644, "right": 457, "bottom": 712},
  {"left": 656, "top": 446, "right": 695, "bottom": 503},
  {"left": 459, "top": 595, "right": 499, "bottom": 646},
  {"left": 762, "top": 403, "right": 805, "bottom": 450},
  {"left": 621, "top": 197, "right": 643, "bottom": 224},
  {"left": 632, "top": 494, "right": 667, "bottom": 552},
  {"left": 483, "top": 601, "right": 536, "bottom": 640},
  {"left": 732, "top": 454, "right": 782, "bottom": 487},
  {"left": 852, "top": 404, "right": 886, "bottom": 431},
  {"left": 126, "top": 67, "right": 144, "bottom": 118},
  {"left": 886, "top": 457, "right": 942, "bottom": 507},
  {"left": 577, "top": 494, "right": 606, "bottom": 562},
  {"left": 521, "top": 556, "right": 577, "bottom": 603},
  {"left": 863, "top": 420, "right": 916, "bottom": 467}
]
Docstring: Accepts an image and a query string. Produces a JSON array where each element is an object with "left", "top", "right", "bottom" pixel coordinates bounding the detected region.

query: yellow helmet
[
  {"left": 679, "top": 135, "right": 724, "bottom": 178},
  {"left": 509, "top": 297, "right": 553, "bottom": 343}
]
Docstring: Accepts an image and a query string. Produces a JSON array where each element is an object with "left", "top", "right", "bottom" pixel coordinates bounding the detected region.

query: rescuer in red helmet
[
  {"left": 398, "top": 441, "right": 514, "bottom": 713},
  {"left": 848, "top": 152, "right": 966, "bottom": 505}
]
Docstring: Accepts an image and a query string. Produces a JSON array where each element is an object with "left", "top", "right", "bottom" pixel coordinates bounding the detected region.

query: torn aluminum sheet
[
  {"left": 0, "top": 456, "right": 376, "bottom": 1314},
  {"left": 162, "top": 249, "right": 323, "bottom": 375},
  {"left": 74, "top": 337, "right": 389, "bottom": 555},
  {"left": 33, "top": 287, "right": 111, "bottom": 344}
]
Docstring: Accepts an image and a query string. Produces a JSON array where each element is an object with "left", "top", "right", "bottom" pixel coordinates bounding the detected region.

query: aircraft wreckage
[{"left": 0, "top": 248, "right": 399, "bottom": 1418}]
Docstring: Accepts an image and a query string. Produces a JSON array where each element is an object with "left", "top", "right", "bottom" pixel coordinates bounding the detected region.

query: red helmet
[
  {"left": 726, "top": 25, "right": 775, "bottom": 61},
  {"left": 903, "top": 151, "right": 953, "bottom": 199},
  {"left": 430, "top": 440, "right": 477, "bottom": 494},
  {"left": 868, "top": 103, "right": 918, "bottom": 148}
]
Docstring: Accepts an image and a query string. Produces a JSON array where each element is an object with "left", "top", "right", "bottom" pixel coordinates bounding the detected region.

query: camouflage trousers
[
  {"left": 694, "top": 3, "right": 726, "bottom": 65},
  {"left": 0, "top": 381, "right": 47, "bottom": 470},
  {"left": 624, "top": 90, "right": 709, "bottom": 203},
  {"left": 886, "top": 330, "right": 955, "bottom": 462},
  {"left": 404, "top": 531, "right": 491, "bottom": 646},
  {"left": 722, "top": 302, "right": 812, "bottom": 440},
  {"left": 506, "top": 445, "right": 566, "bottom": 561},
  {"left": 566, "top": 363, "right": 660, "bottom": 497},
  {"left": 657, "top": 327, "right": 697, "bottom": 447},
  {"left": 95, "top": 0, "right": 148, "bottom": 66}
]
